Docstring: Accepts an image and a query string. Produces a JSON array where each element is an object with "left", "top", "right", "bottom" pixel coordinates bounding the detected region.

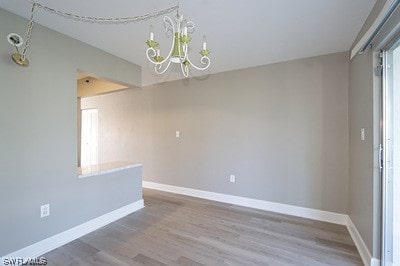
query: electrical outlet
[
  {"left": 361, "top": 128, "right": 365, "bottom": 141},
  {"left": 230, "top": 175, "right": 236, "bottom": 183},
  {"left": 41, "top": 204, "right": 50, "bottom": 218},
  {"left": 176, "top": 131, "right": 180, "bottom": 138}
]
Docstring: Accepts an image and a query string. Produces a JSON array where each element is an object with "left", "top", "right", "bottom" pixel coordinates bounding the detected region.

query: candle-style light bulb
[
  {"left": 202, "top": 35, "right": 207, "bottom": 50},
  {"left": 183, "top": 27, "right": 188, "bottom": 36},
  {"left": 149, "top": 25, "right": 154, "bottom": 41}
]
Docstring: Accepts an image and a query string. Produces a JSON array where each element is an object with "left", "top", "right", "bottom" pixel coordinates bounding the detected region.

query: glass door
[{"left": 382, "top": 39, "right": 400, "bottom": 266}]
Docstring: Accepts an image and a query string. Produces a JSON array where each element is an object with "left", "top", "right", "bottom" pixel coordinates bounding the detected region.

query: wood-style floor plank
[{"left": 44, "top": 188, "right": 363, "bottom": 265}]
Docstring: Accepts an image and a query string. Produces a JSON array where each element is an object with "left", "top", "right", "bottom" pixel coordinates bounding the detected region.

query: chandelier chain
[
  {"left": 28, "top": 1, "right": 179, "bottom": 24},
  {"left": 22, "top": 2, "right": 36, "bottom": 61}
]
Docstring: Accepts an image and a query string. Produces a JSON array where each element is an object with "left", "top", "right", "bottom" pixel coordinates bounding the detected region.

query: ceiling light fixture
[
  {"left": 7, "top": 3, "right": 36, "bottom": 67},
  {"left": 6, "top": 1, "right": 178, "bottom": 67},
  {"left": 145, "top": 8, "right": 210, "bottom": 77}
]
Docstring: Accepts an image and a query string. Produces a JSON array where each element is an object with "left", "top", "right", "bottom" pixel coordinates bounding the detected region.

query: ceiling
[
  {"left": 0, "top": 0, "right": 376, "bottom": 86},
  {"left": 77, "top": 76, "right": 128, "bottom": 98}
]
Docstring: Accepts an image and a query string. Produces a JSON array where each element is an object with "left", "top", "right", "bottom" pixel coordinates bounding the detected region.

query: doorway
[{"left": 80, "top": 108, "right": 98, "bottom": 167}]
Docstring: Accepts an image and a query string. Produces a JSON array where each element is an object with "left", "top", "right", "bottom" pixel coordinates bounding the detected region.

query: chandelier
[{"left": 145, "top": 9, "right": 211, "bottom": 77}]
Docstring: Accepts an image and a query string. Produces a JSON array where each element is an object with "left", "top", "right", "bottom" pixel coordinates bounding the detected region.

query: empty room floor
[{"left": 44, "top": 189, "right": 362, "bottom": 265}]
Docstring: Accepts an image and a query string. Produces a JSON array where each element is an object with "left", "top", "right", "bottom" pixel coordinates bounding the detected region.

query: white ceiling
[{"left": 0, "top": 0, "right": 376, "bottom": 86}]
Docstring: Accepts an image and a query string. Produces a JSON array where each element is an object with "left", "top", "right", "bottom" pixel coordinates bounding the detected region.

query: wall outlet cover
[{"left": 41, "top": 204, "right": 50, "bottom": 218}]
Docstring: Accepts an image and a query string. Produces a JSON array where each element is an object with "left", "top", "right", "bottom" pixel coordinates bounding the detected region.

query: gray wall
[
  {"left": 0, "top": 8, "right": 142, "bottom": 256},
  {"left": 348, "top": 48, "right": 377, "bottom": 256},
  {"left": 348, "top": 0, "right": 394, "bottom": 259},
  {"left": 82, "top": 51, "right": 349, "bottom": 214}
]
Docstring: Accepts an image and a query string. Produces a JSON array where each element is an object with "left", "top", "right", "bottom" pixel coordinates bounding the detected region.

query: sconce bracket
[{"left": 11, "top": 53, "right": 29, "bottom": 67}]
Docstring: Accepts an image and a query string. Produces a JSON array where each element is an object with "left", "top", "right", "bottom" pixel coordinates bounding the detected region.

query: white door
[{"left": 81, "top": 108, "right": 98, "bottom": 167}]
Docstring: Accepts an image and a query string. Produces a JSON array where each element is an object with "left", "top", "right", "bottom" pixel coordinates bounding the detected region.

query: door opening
[{"left": 80, "top": 108, "right": 98, "bottom": 167}]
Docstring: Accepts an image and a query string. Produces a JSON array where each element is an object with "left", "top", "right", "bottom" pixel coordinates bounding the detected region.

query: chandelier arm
[
  {"left": 186, "top": 21, "right": 195, "bottom": 33},
  {"left": 145, "top": 33, "right": 175, "bottom": 66},
  {"left": 176, "top": 40, "right": 186, "bottom": 61},
  {"left": 180, "top": 62, "right": 189, "bottom": 77},
  {"left": 145, "top": 15, "right": 176, "bottom": 66},
  {"left": 177, "top": 39, "right": 189, "bottom": 77},
  {"left": 163, "top": 16, "right": 175, "bottom": 37},
  {"left": 187, "top": 56, "right": 210, "bottom": 71},
  {"left": 185, "top": 44, "right": 189, "bottom": 60},
  {"left": 176, "top": 17, "right": 189, "bottom": 61},
  {"left": 146, "top": 47, "right": 158, "bottom": 64},
  {"left": 155, "top": 60, "right": 172, "bottom": 75},
  {"left": 164, "top": 36, "right": 176, "bottom": 63}
]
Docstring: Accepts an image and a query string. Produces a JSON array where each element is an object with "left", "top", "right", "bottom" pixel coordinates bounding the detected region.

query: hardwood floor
[{"left": 44, "top": 189, "right": 363, "bottom": 265}]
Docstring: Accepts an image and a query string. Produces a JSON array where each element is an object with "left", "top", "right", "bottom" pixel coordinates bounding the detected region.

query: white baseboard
[
  {"left": 346, "top": 216, "right": 380, "bottom": 266},
  {"left": 370, "top": 258, "right": 381, "bottom": 266},
  {"left": 142, "top": 181, "right": 347, "bottom": 225},
  {"left": 1, "top": 199, "right": 144, "bottom": 265}
]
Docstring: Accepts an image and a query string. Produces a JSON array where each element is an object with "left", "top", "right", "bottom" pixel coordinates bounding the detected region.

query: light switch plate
[
  {"left": 361, "top": 128, "right": 365, "bottom": 141},
  {"left": 176, "top": 131, "right": 180, "bottom": 138}
]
